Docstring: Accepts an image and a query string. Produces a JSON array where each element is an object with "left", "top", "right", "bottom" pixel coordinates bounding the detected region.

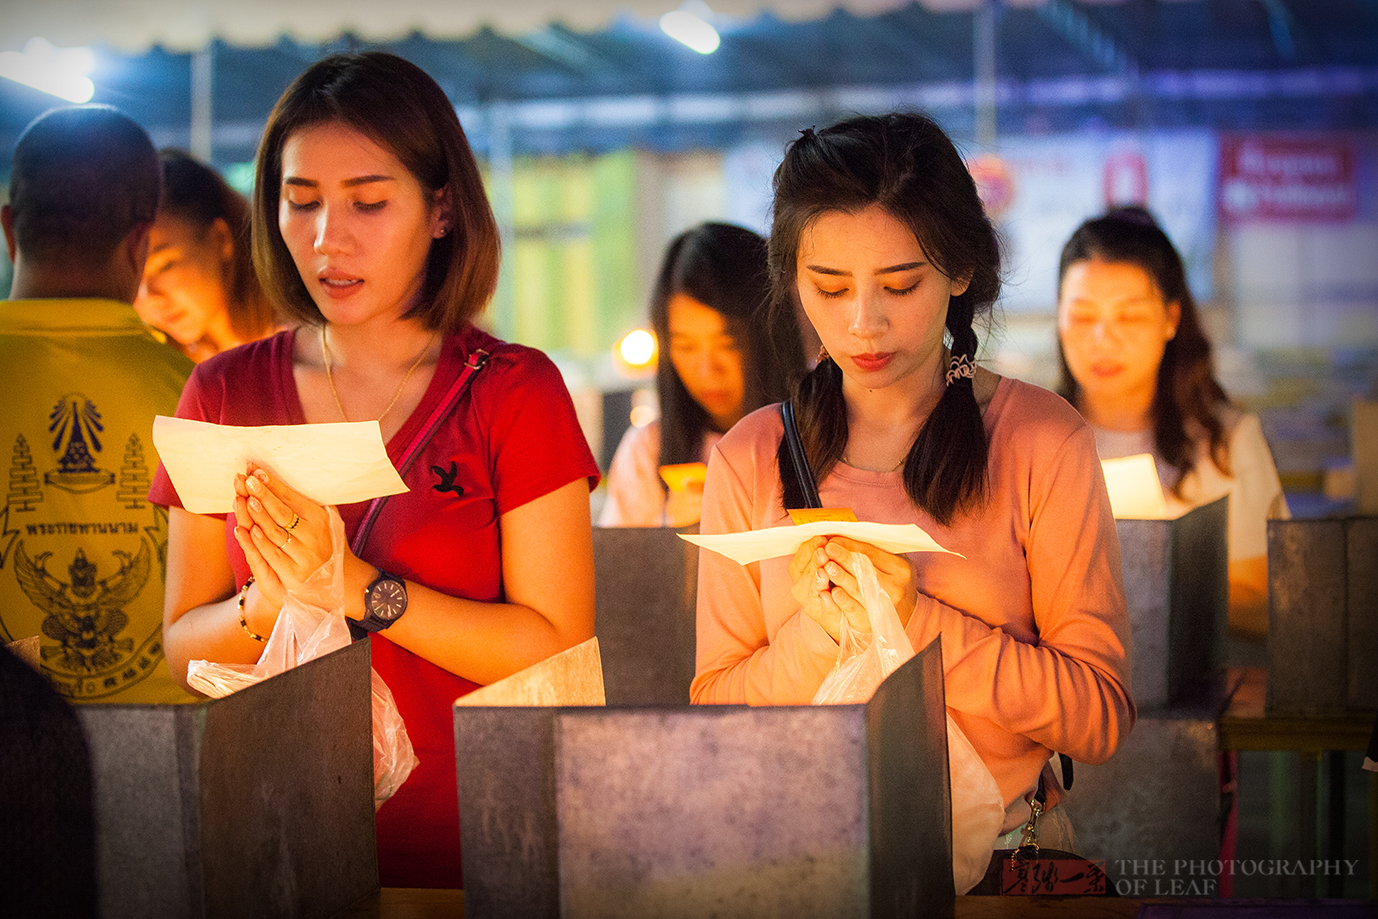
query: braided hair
[{"left": 769, "top": 112, "right": 1002, "bottom": 526}]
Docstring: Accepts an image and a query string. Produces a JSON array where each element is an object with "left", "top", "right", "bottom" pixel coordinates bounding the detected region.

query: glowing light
[
  {"left": 660, "top": 7, "right": 720, "bottom": 55},
  {"left": 0, "top": 38, "right": 95, "bottom": 103},
  {"left": 618, "top": 329, "right": 657, "bottom": 368}
]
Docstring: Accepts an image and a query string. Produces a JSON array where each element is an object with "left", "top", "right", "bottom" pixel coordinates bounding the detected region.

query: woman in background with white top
[{"left": 1056, "top": 205, "right": 1289, "bottom": 640}]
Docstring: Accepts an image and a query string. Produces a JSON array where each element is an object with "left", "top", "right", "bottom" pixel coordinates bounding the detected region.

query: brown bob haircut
[{"left": 251, "top": 51, "right": 500, "bottom": 332}]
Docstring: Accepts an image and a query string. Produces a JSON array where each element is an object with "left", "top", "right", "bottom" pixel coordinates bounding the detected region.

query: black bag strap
[
  {"left": 350, "top": 347, "right": 489, "bottom": 559},
  {"left": 780, "top": 401, "right": 822, "bottom": 510},
  {"left": 1033, "top": 753, "right": 1075, "bottom": 805}
]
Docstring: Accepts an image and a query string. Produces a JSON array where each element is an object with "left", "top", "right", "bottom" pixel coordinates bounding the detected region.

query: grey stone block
[
  {"left": 592, "top": 526, "right": 699, "bottom": 706},
  {"left": 1347, "top": 517, "right": 1378, "bottom": 710},
  {"left": 1268, "top": 518, "right": 1349, "bottom": 714},
  {"left": 76, "top": 638, "right": 377, "bottom": 919},
  {"left": 1116, "top": 496, "right": 1229, "bottom": 710},
  {"left": 1062, "top": 700, "right": 1224, "bottom": 885},
  {"left": 1267, "top": 514, "right": 1378, "bottom": 714},
  {"left": 455, "top": 705, "right": 564, "bottom": 919},
  {"left": 455, "top": 639, "right": 952, "bottom": 919}
]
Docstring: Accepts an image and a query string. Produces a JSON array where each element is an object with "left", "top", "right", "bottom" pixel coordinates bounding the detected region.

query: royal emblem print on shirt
[
  {"left": 15, "top": 540, "right": 149, "bottom": 675},
  {"left": 46, "top": 394, "right": 116, "bottom": 494},
  {"left": 0, "top": 394, "right": 169, "bottom": 699}
]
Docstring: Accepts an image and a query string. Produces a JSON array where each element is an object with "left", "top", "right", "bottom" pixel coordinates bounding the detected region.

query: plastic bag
[
  {"left": 810, "top": 553, "right": 1004, "bottom": 895},
  {"left": 187, "top": 505, "right": 419, "bottom": 809}
]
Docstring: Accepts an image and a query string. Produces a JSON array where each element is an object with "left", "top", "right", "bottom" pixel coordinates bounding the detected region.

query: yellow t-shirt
[{"left": 0, "top": 298, "right": 196, "bottom": 703}]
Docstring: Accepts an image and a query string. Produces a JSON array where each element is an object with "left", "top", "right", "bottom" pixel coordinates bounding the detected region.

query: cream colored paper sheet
[
  {"left": 151, "top": 416, "right": 408, "bottom": 515},
  {"left": 681, "top": 520, "right": 959, "bottom": 566},
  {"left": 454, "top": 637, "right": 605, "bottom": 707},
  {"left": 1101, "top": 453, "right": 1169, "bottom": 519}
]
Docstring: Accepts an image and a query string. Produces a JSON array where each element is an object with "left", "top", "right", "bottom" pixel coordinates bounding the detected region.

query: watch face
[{"left": 368, "top": 578, "right": 408, "bottom": 622}]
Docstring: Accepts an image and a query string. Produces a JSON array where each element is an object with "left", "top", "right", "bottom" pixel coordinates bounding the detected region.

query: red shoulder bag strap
[{"left": 349, "top": 347, "right": 490, "bottom": 558}]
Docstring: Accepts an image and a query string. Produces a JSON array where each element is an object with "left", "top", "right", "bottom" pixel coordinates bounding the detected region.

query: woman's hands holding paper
[
  {"left": 790, "top": 535, "right": 918, "bottom": 644},
  {"left": 232, "top": 465, "right": 332, "bottom": 618}
]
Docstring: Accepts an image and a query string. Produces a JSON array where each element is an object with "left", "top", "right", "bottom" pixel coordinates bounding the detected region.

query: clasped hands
[
  {"left": 789, "top": 535, "right": 918, "bottom": 644},
  {"left": 232, "top": 465, "right": 333, "bottom": 623}
]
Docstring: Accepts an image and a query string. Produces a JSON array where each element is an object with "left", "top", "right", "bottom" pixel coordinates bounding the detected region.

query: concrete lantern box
[
  {"left": 75, "top": 637, "right": 377, "bottom": 919},
  {"left": 592, "top": 525, "right": 699, "bottom": 706},
  {"left": 455, "top": 639, "right": 953, "bottom": 919},
  {"left": 1267, "top": 514, "right": 1378, "bottom": 715},
  {"left": 1061, "top": 683, "right": 1233, "bottom": 887},
  {"left": 1114, "top": 496, "right": 1229, "bottom": 711}
]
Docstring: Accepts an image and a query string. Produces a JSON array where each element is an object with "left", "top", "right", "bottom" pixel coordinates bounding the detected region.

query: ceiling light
[
  {"left": 0, "top": 38, "right": 95, "bottom": 103},
  {"left": 661, "top": 4, "right": 721, "bottom": 55}
]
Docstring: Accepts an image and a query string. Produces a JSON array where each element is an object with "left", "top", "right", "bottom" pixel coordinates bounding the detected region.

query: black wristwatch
[{"left": 351, "top": 569, "right": 409, "bottom": 640}]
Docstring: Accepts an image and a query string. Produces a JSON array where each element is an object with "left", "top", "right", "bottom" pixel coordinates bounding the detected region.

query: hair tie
[{"left": 945, "top": 353, "right": 976, "bottom": 386}]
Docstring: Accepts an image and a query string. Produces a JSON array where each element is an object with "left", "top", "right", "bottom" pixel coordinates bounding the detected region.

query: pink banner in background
[{"left": 1218, "top": 135, "right": 1356, "bottom": 223}]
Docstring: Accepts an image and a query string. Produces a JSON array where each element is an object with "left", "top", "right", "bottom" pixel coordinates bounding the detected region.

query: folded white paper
[
  {"left": 681, "top": 520, "right": 959, "bottom": 566},
  {"left": 151, "top": 416, "right": 408, "bottom": 515},
  {"left": 1101, "top": 453, "right": 1170, "bottom": 519}
]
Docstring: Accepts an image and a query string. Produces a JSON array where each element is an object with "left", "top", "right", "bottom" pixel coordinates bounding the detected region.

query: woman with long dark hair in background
[
  {"left": 599, "top": 221, "right": 804, "bottom": 527},
  {"left": 1056, "top": 205, "right": 1289, "bottom": 640}
]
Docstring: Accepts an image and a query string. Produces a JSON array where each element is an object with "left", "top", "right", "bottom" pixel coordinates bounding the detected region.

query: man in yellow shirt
[{"left": 0, "top": 105, "right": 195, "bottom": 703}]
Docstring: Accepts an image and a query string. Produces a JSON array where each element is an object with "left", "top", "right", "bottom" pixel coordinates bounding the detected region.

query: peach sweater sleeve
[{"left": 904, "top": 422, "right": 1135, "bottom": 767}]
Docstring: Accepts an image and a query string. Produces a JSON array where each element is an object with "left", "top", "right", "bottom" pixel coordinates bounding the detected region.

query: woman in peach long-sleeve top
[{"left": 691, "top": 112, "right": 1135, "bottom": 852}]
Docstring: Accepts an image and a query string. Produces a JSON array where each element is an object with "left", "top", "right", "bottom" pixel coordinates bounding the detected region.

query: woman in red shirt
[{"left": 151, "top": 52, "right": 599, "bottom": 888}]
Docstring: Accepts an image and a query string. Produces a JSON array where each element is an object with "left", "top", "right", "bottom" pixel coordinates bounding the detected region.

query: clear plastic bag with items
[
  {"left": 810, "top": 553, "right": 1005, "bottom": 895},
  {"left": 187, "top": 505, "right": 418, "bottom": 809}
]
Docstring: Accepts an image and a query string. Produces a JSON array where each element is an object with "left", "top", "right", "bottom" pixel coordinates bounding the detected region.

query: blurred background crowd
[{"left": 2, "top": 0, "right": 1375, "bottom": 516}]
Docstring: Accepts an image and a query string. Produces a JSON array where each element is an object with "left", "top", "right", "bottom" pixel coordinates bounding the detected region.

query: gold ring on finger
[
  {"left": 285, "top": 513, "right": 301, "bottom": 531},
  {"left": 280, "top": 534, "right": 293, "bottom": 550}
]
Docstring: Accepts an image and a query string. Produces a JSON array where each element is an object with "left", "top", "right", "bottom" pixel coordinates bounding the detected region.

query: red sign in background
[
  {"left": 1218, "top": 135, "right": 1357, "bottom": 222},
  {"left": 969, "top": 153, "right": 1015, "bottom": 219}
]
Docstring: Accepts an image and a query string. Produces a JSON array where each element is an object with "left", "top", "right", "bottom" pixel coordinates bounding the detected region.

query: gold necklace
[
  {"left": 843, "top": 439, "right": 910, "bottom": 472},
  {"left": 320, "top": 325, "right": 439, "bottom": 424},
  {"left": 843, "top": 451, "right": 907, "bottom": 472}
]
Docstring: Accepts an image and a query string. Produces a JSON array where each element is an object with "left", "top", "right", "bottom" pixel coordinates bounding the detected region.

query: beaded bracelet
[{"left": 237, "top": 576, "right": 265, "bottom": 642}]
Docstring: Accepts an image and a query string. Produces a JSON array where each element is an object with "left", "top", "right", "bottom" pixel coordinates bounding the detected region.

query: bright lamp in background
[
  {"left": 661, "top": 2, "right": 721, "bottom": 55},
  {"left": 617, "top": 328, "right": 658, "bottom": 372},
  {"left": 0, "top": 38, "right": 95, "bottom": 103}
]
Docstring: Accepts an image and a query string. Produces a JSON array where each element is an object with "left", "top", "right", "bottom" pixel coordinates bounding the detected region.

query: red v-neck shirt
[{"left": 150, "top": 324, "right": 599, "bottom": 888}]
